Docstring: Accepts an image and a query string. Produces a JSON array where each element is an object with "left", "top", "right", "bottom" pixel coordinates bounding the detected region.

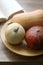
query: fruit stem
[
  {"left": 14, "top": 27, "right": 19, "bottom": 32},
  {"left": 37, "top": 29, "right": 40, "bottom": 32}
]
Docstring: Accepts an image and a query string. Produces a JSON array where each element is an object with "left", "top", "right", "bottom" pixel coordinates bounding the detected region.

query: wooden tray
[{"left": 1, "top": 20, "right": 43, "bottom": 56}]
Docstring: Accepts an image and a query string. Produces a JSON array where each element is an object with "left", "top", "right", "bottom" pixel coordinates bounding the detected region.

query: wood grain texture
[{"left": 0, "top": 0, "right": 43, "bottom": 62}]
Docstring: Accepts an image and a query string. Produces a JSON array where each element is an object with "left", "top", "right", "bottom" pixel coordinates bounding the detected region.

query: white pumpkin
[{"left": 5, "top": 23, "right": 25, "bottom": 44}]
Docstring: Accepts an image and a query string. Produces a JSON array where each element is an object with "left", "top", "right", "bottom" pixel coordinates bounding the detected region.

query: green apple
[{"left": 5, "top": 23, "right": 25, "bottom": 44}]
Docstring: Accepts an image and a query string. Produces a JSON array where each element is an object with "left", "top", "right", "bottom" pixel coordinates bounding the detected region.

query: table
[{"left": 0, "top": 0, "right": 43, "bottom": 62}]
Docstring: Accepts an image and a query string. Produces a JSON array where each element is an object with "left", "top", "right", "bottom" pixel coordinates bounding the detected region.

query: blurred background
[{"left": 17, "top": 0, "right": 43, "bottom": 12}]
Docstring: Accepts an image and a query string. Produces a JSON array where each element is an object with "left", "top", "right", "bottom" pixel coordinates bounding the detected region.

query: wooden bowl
[{"left": 1, "top": 20, "right": 43, "bottom": 56}]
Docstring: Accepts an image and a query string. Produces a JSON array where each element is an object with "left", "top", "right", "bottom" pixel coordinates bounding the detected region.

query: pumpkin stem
[{"left": 14, "top": 27, "right": 19, "bottom": 32}]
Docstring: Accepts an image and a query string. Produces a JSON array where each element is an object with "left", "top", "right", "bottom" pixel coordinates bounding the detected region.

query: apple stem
[
  {"left": 14, "top": 27, "right": 19, "bottom": 32},
  {"left": 37, "top": 29, "right": 40, "bottom": 32}
]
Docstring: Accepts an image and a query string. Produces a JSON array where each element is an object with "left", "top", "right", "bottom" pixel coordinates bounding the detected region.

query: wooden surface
[
  {"left": 1, "top": 20, "right": 43, "bottom": 57},
  {"left": 0, "top": 0, "right": 43, "bottom": 62}
]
